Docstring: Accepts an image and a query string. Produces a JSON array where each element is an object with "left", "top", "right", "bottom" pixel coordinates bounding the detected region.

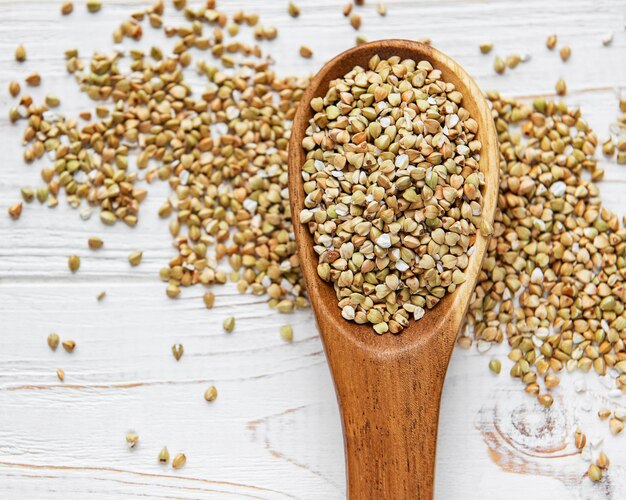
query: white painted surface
[{"left": 0, "top": 0, "right": 625, "bottom": 498}]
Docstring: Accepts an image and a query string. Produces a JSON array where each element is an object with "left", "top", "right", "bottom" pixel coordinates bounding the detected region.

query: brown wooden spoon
[{"left": 288, "top": 40, "right": 499, "bottom": 500}]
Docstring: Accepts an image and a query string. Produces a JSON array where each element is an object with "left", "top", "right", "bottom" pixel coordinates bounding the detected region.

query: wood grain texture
[
  {"left": 288, "top": 40, "right": 499, "bottom": 499},
  {"left": 0, "top": 0, "right": 625, "bottom": 499}
]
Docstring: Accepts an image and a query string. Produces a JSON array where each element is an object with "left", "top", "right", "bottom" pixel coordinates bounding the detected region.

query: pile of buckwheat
[
  {"left": 465, "top": 94, "right": 626, "bottom": 402},
  {"left": 299, "top": 55, "right": 484, "bottom": 334},
  {"left": 10, "top": 0, "right": 309, "bottom": 316},
  {"left": 461, "top": 92, "right": 626, "bottom": 481}
]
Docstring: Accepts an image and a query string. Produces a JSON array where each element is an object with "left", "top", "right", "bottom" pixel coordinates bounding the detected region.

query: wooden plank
[{"left": 1, "top": 0, "right": 625, "bottom": 498}]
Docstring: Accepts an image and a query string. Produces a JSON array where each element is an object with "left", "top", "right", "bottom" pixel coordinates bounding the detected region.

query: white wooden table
[{"left": 1, "top": 1, "right": 625, "bottom": 498}]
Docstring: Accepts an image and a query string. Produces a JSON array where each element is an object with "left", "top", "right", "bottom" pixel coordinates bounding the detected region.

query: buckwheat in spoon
[{"left": 288, "top": 40, "right": 499, "bottom": 499}]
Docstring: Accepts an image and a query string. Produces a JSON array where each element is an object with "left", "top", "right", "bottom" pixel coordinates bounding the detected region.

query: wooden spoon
[{"left": 288, "top": 40, "right": 499, "bottom": 499}]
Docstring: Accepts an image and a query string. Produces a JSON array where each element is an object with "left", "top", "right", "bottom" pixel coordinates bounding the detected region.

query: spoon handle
[{"left": 327, "top": 331, "right": 456, "bottom": 500}]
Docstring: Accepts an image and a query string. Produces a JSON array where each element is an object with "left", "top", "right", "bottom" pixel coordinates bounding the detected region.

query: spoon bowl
[{"left": 288, "top": 40, "right": 499, "bottom": 499}]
